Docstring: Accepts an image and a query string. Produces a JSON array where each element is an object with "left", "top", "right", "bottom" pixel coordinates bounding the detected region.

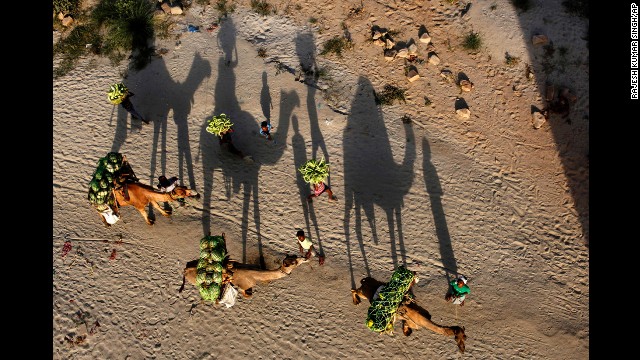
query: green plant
[
  {"left": 315, "top": 67, "right": 329, "bottom": 80},
  {"left": 424, "top": 96, "right": 432, "bottom": 106},
  {"left": 374, "top": 84, "right": 407, "bottom": 106},
  {"left": 562, "top": 0, "right": 588, "bottom": 18},
  {"left": 216, "top": 0, "right": 235, "bottom": 18},
  {"left": 257, "top": 47, "right": 267, "bottom": 58},
  {"left": 505, "top": 52, "right": 520, "bottom": 66},
  {"left": 510, "top": 0, "right": 531, "bottom": 12},
  {"left": 153, "top": 14, "right": 174, "bottom": 40},
  {"left": 53, "top": 23, "right": 102, "bottom": 79},
  {"left": 91, "top": 0, "right": 156, "bottom": 70},
  {"left": 319, "top": 36, "right": 353, "bottom": 57},
  {"left": 462, "top": 31, "right": 482, "bottom": 51},
  {"left": 251, "top": 0, "right": 275, "bottom": 16},
  {"left": 557, "top": 46, "right": 568, "bottom": 57},
  {"left": 53, "top": 0, "right": 81, "bottom": 16}
]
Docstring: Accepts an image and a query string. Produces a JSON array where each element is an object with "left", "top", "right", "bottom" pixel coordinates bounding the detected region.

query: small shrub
[
  {"left": 504, "top": 52, "right": 520, "bottom": 66},
  {"left": 562, "top": 0, "right": 588, "bottom": 18},
  {"left": 510, "top": 0, "right": 531, "bottom": 12},
  {"left": 53, "top": 0, "right": 81, "bottom": 16},
  {"left": 315, "top": 67, "right": 329, "bottom": 80},
  {"left": 462, "top": 32, "right": 482, "bottom": 51},
  {"left": 216, "top": 0, "right": 235, "bottom": 18},
  {"left": 374, "top": 85, "right": 407, "bottom": 106},
  {"left": 257, "top": 47, "right": 267, "bottom": 58},
  {"left": 53, "top": 23, "right": 102, "bottom": 79},
  {"left": 251, "top": 0, "right": 275, "bottom": 16},
  {"left": 424, "top": 96, "right": 432, "bottom": 106},
  {"left": 319, "top": 36, "right": 353, "bottom": 57}
]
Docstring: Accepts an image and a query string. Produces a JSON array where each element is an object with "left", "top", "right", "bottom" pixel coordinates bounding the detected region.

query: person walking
[{"left": 295, "top": 230, "right": 324, "bottom": 265}]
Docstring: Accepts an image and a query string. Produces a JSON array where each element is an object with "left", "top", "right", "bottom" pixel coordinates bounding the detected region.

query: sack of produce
[
  {"left": 88, "top": 152, "right": 127, "bottom": 209},
  {"left": 197, "top": 235, "right": 228, "bottom": 302},
  {"left": 298, "top": 158, "right": 330, "bottom": 185},
  {"left": 206, "top": 113, "right": 234, "bottom": 137},
  {"left": 107, "top": 82, "right": 128, "bottom": 105},
  {"left": 365, "top": 266, "right": 415, "bottom": 333}
]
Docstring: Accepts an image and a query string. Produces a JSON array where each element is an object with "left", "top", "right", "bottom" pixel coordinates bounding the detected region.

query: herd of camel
[{"left": 97, "top": 172, "right": 467, "bottom": 353}]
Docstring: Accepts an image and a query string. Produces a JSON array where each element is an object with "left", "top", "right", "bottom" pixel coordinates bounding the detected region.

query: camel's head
[
  {"left": 453, "top": 326, "right": 466, "bottom": 353},
  {"left": 172, "top": 186, "right": 201, "bottom": 200},
  {"left": 281, "top": 254, "right": 308, "bottom": 273}
]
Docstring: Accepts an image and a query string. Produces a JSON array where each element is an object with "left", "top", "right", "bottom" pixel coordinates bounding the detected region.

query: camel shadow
[
  {"left": 199, "top": 17, "right": 297, "bottom": 268},
  {"left": 343, "top": 76, "right": 416, "bottom": 288}
]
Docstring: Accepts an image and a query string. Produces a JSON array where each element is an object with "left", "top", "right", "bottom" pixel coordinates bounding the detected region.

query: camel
[
  {"left": 179, "top": 254, "right": 309, "bottom": 299},
  {"left": 351, "top": 276, "right": 467, "bottom": 353},
  {"left": 105, "top": 182, "right": 200, "bottom": 226}
]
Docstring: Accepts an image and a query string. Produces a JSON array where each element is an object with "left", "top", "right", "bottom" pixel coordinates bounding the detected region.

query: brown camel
[
  {"left": 352, "top": 276, "right": 467, "bottom": 353},
  {"left": 106, "top": 182, "right": 200, "bottom": 226},
  {"left": 180, "top": 254, "right": 309, "bottom": 299}
]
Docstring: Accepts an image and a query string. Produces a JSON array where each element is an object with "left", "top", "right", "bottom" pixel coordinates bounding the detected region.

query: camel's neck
[
  {"left": 246, "top": 268, "right": 289, "bottom": 281},
  {"left": 399, "top": 304, "right": 457, "bottom": 336}
]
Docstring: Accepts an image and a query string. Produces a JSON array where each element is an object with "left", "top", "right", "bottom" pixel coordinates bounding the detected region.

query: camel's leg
[
  {"left": 351, "top": 289, "right": 362, "bottom": 305},
  {"left": 240, "top": 288, "right": 253, "bottom": 298},
  {"left": 136, "top": 206, "right": 154, "bottom": 225},
  {"left": 402, "top": 320, "right": 413, "bottom": 336},
  {"left": 150, "top": 200, "right": 171, "bottom": 217}
]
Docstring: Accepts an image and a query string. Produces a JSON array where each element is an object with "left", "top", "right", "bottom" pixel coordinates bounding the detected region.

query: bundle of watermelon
[
  {"left": 206, "top": 113, "right": 234, "bottom": 137},
  {"left": 87, "top": 152, "right": 129, "bottom": 211},
  {"left": 107, "top": 82, "right": 128, "bottom": 105},
  {"left": 365, "top": 266, "right": 415, "bottom": 333},
  {"left": 298, "top": 157, "right": 330, "bottom": 185},
  {"left": 197, "top": 235, "right": 229, "bottom": 303}
]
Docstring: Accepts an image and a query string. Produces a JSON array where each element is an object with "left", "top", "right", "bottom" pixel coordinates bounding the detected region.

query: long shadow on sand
[
  {"left": 292, "top": 115, "right": 325, "bottom": 257},
  {"left": 422, "top": 137, "right": 459, "bottom": 280},
  {"left": 343, "top": 76, "right": 416, "bottom": 288},
  {"left": 199, "top": 17, "right": 297, "bottom": 267},
  {"left": 109, "top": 49, "right": 210, "bottom": 223},
  {"left": 295, "top": 32, "right": 331, "bottom": 185}
]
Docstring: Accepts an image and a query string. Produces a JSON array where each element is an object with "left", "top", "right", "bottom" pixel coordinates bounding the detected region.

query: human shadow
[
  {"left": 260, "top": 71, "right": 273, "bottom": 122},
  {"left": 292, "top": 115, "right": 324, "bottom": 257},
  {"left": 342, "top": 76, "right": 416, "bottom": 288},
  {"left": 422, "top": 137, "right": 458, "bottom": 278},
  {"left": 199, "top": 17, "right": 295, "bottom": 268},
  {"left": 295, "top": 32, "right": 330, "bottom": 184}
]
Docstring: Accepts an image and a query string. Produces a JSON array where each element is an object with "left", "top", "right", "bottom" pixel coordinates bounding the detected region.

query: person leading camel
[
  {"left": 445, "top": 275, "right": 470, "bottom": 306},
  {"left": 296, "top": 230, "right": 325, "bottom": 265}
]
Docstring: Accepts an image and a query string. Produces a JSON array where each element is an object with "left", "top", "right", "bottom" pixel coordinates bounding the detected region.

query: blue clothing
[{"left": 259, "top": 123, "right": 272, "bottom": 138}]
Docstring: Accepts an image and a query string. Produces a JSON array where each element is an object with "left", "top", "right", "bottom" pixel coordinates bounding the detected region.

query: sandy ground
[{"left": 53, "top": 0, "right": 589, "bottom": 358}]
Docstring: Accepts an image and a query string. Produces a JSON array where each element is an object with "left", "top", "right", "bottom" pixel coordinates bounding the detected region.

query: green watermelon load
[
  {"left": 298, "top": 157, "right": 330, "bottom": 185},
  {"left": 365, "top": 266, "right": 415, "bottom": 333},
  {"left": 107, "top": 82, "right": 128, "bottom": 105},
  {"left": 197, "top": 235, "right": 229, "bottom": 302},
  {"left": 87, "top": 152, "right": 126, "bottom": 211}
]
